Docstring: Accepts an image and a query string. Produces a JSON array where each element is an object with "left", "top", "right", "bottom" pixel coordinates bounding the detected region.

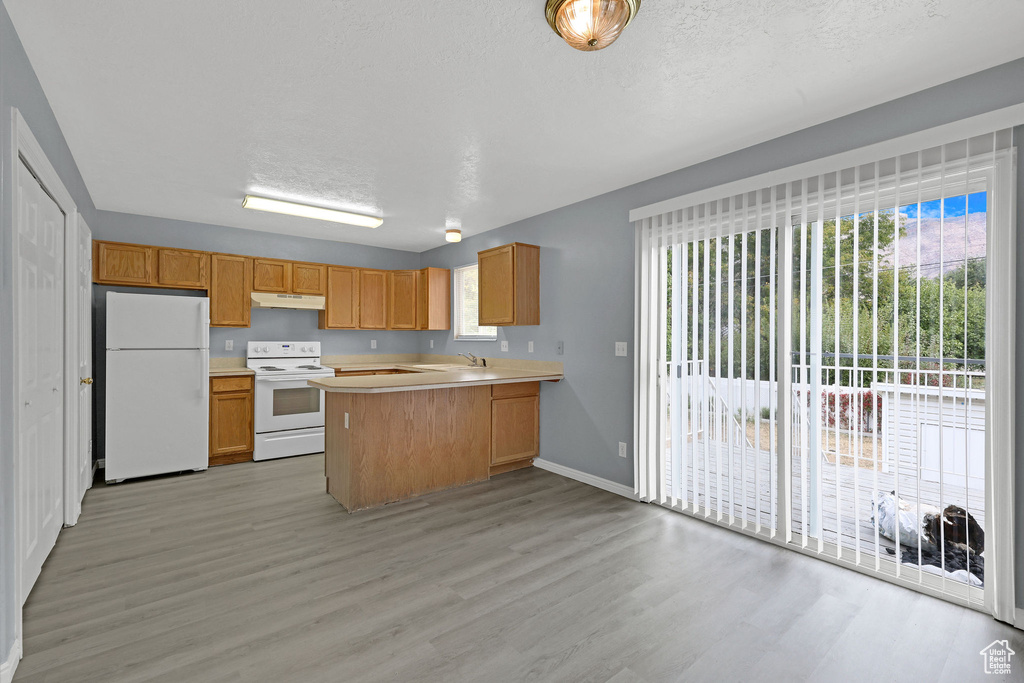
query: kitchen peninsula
[{"left": 309, "top": 362, "right": 563, "bottom": 511}]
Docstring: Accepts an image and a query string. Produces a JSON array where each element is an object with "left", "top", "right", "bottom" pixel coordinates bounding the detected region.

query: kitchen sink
[{"left": 409, "top": 364, "right": 488, "bottom": 371}]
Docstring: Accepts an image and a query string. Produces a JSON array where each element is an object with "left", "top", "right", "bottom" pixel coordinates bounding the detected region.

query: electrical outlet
[
  {"left": 500, "top": 340, "right": 509, "bottom": 352},
  {"left": 430, "top": 339, "right": 434, "bottom": 349},
  {"left": 618, "top": 442, "right": 628, "bottom": 458},
  {"left": 557, "top": 341, "right": 564, "bottom": 355},
  {"left": 224, "top": 340, "right": 233, "bottom": 351},
  {"left": 370, "top": 339, "right": 377, "bottom": 349},
  {"left": 528, "top": 341, "right": 534, "bottom": 353},
  {"left": 615, "top": 342, "right": 627, "bottom": 357}
]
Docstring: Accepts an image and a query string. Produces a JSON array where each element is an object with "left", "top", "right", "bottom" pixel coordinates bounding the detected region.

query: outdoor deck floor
[{"left": 668, "top": 439, "right": 985, "bottom": 589}]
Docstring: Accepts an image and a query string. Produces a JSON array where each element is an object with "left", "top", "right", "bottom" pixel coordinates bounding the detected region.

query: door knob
[{"left": 80, "top": 378, "right": 93, "bottom": 385}]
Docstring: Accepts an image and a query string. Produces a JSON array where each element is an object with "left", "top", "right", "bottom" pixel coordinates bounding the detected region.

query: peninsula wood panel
[
  {"left": 156, "top": 248, "right": 208, "bottom": 289},
  {"left": 325, "top": 386, "right": 491, "bottom": 511},
  {"left": 252, "top": 259, "right": 291, "bottom": 293},
  {"left": 319, "top": 266, "right": 360, "bottom": 329},
  {"left": 417, "top": 267, "right": 451, "bottom": 330},
  {"left": 478, "top": 242, "right": 539, "bottom": 326},
  {"left": 292, "top": 262, "right": 327, "bottom": 295},
  {"left": 359, "top": 269, "right": 388, "bottom": 330},
  {"left": 210, "top": 254, "right": 252, "bottom": 327},
  {"left": 93, "top": 241, "right": 154, "bottom": 286},
  {"left": 388, "top": 270, "right": 419, "bottom": 330}
]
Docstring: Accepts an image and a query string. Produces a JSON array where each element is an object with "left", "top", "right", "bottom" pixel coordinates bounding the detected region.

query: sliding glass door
[{"left": 635, "top": 129, "right": 1016, "bottom": 618}]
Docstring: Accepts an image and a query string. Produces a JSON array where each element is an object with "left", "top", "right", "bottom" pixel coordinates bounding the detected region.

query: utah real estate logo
[{"left": 980, "top": 640, "right": 1015, "bottom": 675}]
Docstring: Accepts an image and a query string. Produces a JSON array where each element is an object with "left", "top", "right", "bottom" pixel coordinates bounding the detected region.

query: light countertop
[
  {"left": 208, "top": 367, "right": 255, "bottom": 377},
  {"left": 309, "top": 366, "right": 563, "bottom": 393}
]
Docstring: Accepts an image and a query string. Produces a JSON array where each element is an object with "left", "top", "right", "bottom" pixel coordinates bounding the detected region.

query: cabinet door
[
  {"left": 359, "top": 270, "right": 388, "bottom": 329},
  {"left": 156, "top": 248, "right": 208, "bottom": 289},
  {"left": 388, "top": 270, "right": 419, "bottom": 330},
  {"left": 210, "top": 254, "right": 252, "bottom": 327},
  {"left": 94, "top": 241, "right": 154, "bottom": 285},
  {"left": 210, "top": 391, "right": 254, "bottom": 456},
  {"left": 478, "top": 245, "right": 515, "bottom": 325},
  {"left": 253, "top": 258, "right": 291, "bottom": 293},
  {"left": 491, "top": 395, "right": 540, "bottom": 465},
  {"left": 292, "top": 263, "right": 326, "bottom": 295},
  {"left": 417, "top": 267, "right": 451, "bottom": 330},
  {"left": 319, "top": 266, "right": 360, "bottom": 329}
]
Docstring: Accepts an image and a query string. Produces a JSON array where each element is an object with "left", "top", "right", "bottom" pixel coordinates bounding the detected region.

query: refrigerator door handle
[
  {"left": 198, "top": 300, "right": 209, "bottom": 349},
  {"left": 200, "top": 348, "right": 209, "bottom": 400}
]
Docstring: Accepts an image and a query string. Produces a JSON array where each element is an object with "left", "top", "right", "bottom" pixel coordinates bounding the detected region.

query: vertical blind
[{"left": 633, "top": 127, "right": 1017, "bottom": 620}]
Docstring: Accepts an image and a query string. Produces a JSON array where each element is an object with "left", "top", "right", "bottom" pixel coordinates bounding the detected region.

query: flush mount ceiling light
[
  {"left": 241, "top": 195, "right": 383, "bottom": 228},
  {"left": 545, "top": 0, "right": 641, "bottom": 52},
  {"left": 445, "top": 228, "right": 462, "bottom": 243}
]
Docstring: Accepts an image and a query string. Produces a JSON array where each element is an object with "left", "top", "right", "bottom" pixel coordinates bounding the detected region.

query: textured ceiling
[{"left": 5, "top": 0, "right": 1024, "bottom": 252}]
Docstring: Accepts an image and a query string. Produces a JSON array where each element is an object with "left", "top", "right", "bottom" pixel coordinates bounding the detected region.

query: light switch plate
[
  {"left": 618, "top": 442, "right": 628, "bottom": 458},
  {"left": 528, "top": 341, "right": 534, "bottom": 353},
  {"left": 430, "top": 339, "right": 434, "bottom": 349},
  {"left": 615, "top": 342, "right": 628, "bottom": 357},
  {"left": 225, "top": 340, "right": 233, "bottom": 351},
  {"left": 370, "top": 339, "right": 377, "bottom": 349},
  {"left": 500, "top": 340, "right": 509, "bottom": 352}
]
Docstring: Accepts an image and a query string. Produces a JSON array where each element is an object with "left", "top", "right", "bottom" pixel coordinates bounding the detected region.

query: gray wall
[
  {"left": 0, "top": 0, "right": 99, "bottom": 664},
  {"left": 420, "top": 58, "right": 1024, "bottom": 607},
  {"left": 91, "top": 211, "right": 423, "bottom": 461}
]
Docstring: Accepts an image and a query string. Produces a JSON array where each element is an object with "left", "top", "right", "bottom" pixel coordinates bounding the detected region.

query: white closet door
[
  {"left": 78, "top": 218, "right": 94, "bottom": 498},
  {"left": 17, "top": 158, "right": 65, "bottom": 603}
]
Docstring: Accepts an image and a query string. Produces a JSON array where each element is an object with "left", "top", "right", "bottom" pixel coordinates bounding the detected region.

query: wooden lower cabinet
[
  {"left": 209, "top": 375, "right": 254, "bottom": 466},
  {"left": 490, "top": 382, "right": 540, "bottom": 473}
]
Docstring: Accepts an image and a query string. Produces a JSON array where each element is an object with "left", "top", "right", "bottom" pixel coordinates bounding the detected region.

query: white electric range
[{"left": 247, "top": 341, "right": 335, "bottom": 461}]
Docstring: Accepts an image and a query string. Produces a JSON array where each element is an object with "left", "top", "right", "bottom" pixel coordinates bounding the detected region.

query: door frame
[{"left": 10, "top": 107, "right": 86, "bottom": 658}]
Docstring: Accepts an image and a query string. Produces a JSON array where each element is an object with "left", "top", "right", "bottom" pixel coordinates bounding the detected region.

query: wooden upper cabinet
[
  {"left": 252, "top": 259, "right": 291, "bottom": 293},
  {"left": 292, "top": 262, "right": 326, "bottom": 295},
  {"left": 478, "top": 243, "right": 539, "bottom": 326},
  {"left": 210, "top": 254, "right": 252, "bottom": 327},
  {"left": 156, "top": 248, "right": 208, "bottom": 289},
  {"left": 388, "top": 270, "right": 419, "bottom": 330},
  {"left": 94, "top": 241, "right": 154, "bottom": 286},
  {"left": 319, "top": 266, "right": 360, "bottom": 329},
  {"left": 359, "top": 269, "right": 388, "bottom": 330},
  {"left": 417, "top": 267, "right": 451, "bottom": 331}
]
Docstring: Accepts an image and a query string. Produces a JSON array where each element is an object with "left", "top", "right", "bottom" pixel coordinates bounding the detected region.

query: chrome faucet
[{"left": 458, "top": 352, "right": 485, "bottom": 367}]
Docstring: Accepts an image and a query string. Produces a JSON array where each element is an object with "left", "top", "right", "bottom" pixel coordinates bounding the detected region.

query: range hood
[{"left": 250, "top": 292, "right": 326, "bottom": 311}]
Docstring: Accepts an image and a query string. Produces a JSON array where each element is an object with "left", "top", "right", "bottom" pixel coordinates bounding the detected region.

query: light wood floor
[{"left": 16, "top": 454, "right": 1023, "bottom": 682}]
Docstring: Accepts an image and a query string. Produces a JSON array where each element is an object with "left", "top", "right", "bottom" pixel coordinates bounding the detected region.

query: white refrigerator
[{"left": 105, "top": 292, "right": 210, "bottom": 483}]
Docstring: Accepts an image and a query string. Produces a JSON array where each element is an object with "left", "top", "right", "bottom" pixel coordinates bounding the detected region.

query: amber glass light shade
[{"left": 546, "top": 0, "right": 640, "bottom": 52}]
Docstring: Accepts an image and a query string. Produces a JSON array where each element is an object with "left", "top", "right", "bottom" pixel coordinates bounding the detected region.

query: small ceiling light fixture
[
  {"left": 545, "top": 0, "right": 641, "bottom": 52},
  {"left": 445, "top": 228, "right": 462, "bottom": 243},
  {"left": 242, "top": 195, "right": 383, "bottom": 228}
]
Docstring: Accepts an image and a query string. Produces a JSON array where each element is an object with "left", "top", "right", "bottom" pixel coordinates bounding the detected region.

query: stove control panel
[{"left": 247, "top": 341, "right": 321, "bottom": 358}]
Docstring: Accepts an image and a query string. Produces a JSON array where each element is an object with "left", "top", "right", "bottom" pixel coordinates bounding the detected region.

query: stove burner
[
  {"left": 259, "top": 366, "right": 285, "bottom": 371},
  {"left": 296, "top": 365, "right": 323, "bottom": 370}
]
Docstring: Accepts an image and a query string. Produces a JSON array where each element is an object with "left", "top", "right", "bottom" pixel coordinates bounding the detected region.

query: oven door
[{"left": 254, "top": 375, "right": 326, "bottom": 433}]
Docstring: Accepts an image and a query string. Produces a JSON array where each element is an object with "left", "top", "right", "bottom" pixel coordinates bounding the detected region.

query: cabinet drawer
[
  {"left": 491, "top": 381, "right": 540, "bottom": 399},
  {"left": 211, "top": 376, "right": 253, "bottom": 393}
]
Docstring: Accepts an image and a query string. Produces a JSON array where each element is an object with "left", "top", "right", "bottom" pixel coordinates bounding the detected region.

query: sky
[{"left": 901, "top": 191, "right": 987, "bottom": 220}]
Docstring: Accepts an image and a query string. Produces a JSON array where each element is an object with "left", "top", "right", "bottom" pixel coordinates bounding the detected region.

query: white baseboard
[
  {"left": 1, "top": 637, "right": 21, "bottom": 683},
  {"left": 533, "top": 459, "right": 637, "bottom": 500}
]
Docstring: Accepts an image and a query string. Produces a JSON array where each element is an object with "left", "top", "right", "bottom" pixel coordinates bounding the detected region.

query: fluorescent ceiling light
[{"left": 242, "top": 195, "right": 382, "bottom": 228}]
